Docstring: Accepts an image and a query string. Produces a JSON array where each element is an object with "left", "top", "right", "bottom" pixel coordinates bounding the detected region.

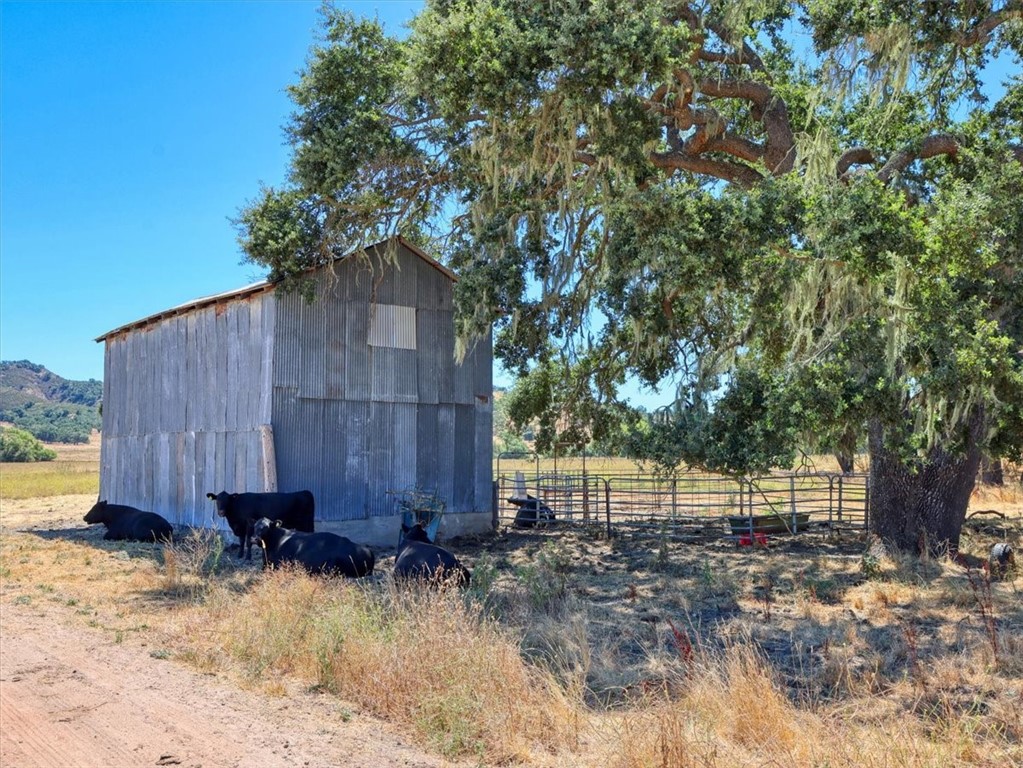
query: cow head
[
  {"left": 83, "top": 500, "right": 109, "bottom": 525},
  {"left": 206, "top": 491, "right": 232, "bottom": 517},
  {"left": 250, "top": 517, "right": 282, "bottom": 545},
  {"left": 400, "top": 521, "right": 431, "bottom": 544}
]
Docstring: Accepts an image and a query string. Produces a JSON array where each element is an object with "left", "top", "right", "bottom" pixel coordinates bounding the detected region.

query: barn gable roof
[{"left": 95, "top": 236, "right": 457, "bottom": 342}]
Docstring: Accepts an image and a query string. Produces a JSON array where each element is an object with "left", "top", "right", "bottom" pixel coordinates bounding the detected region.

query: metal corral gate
[{"left": 496, "top": 469, "right": 869, "bottom": 539}]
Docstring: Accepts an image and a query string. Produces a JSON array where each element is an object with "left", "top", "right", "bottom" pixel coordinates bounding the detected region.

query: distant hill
[{"left": 0, "top": 360, "right": 102, "bottom": 443}]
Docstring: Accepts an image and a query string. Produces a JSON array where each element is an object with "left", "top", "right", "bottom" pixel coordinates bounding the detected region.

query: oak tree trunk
[
  {"left": 867, "top": 417, "right": 982, "bottom": 556},
  {"left": 835, "top": 451, "right": 855, "bottom": 474},
  {"left": 834, "top": 426, "right": 859, "bottom": 474}
]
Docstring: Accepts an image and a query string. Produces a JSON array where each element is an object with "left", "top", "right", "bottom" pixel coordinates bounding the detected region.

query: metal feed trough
[{"left": 494, "top": 466, "right": 869, "bottom": 540}]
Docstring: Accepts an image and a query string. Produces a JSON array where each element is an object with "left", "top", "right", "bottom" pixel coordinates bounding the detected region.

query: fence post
[
  {"left": 789, "top": 475, "right": 797, "bottom": 532},
  {"left": 672, "top": 477, "right": 678, "bottom": 520},
  {"left": 828, "top": 476, "right": 834, "bottom": 529},
  {"left": 604, "top": 478, "right": 612, "bottom": 539},
  {"left": 864, "top": 475, "right": 870, "bottom": 531},
  {"left": 837, "top": 475, "right": 844, "bottom": 522},
  {"left": 583, "top": 472, "right": 590, "bottom": 521}
]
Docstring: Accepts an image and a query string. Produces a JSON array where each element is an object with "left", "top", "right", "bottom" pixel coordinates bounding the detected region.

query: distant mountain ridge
[{"left": 0, "top": 360, "right": 102, "bottom": 443}]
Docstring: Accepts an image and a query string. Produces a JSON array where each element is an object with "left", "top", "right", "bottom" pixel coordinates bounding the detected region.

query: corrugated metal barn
[{"left": 96, "top": 238, "right": 493, "bottom": 545}]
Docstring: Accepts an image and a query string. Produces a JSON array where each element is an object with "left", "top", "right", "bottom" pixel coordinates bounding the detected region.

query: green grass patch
[{"left": 0, "top": 460, "right": 99, "bottom": 499}]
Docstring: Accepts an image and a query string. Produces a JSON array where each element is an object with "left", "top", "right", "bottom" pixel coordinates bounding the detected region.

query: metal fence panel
[{"left": 495, "top": 468, "right": 869, "bottom": 539}]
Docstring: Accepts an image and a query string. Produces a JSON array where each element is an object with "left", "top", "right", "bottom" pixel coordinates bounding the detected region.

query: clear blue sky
[{"left": 1, "top": 1, "right": 421, "bottom": 381}]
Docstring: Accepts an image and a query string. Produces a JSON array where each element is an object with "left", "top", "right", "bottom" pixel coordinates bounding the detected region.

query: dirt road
[{"left": 0, "top": 582, "right": 463, "bottom": 768}]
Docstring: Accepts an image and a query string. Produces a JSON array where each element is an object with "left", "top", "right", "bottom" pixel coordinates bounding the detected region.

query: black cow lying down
[
  {"left": 206, "top": 490, "right": 314, "bottom": 560},
  {"left": 509, "top": 494, "right": 555, "bottom": 528},
  {"left": 393, "top": 522, "right": 471, "bottom": 586},
  {"left": 83, "top": 501, "right": 174, "bottom": 543},
  {"left": 250, "top": 518, "right": 375, "bottom": 578}
]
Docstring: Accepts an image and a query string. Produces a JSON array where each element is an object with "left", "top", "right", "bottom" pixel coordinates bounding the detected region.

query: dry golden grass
[
  {"left": 1, "top": 449, "right": 1021, "bottom": 766},
  {"left": 172, "top": 570, "right": 581, "bottom": 762},
  {"left": 3, "top": 515, "right": 1021, "bottom": 766},
  {"left": 0, "top": 432, "right": 101, "bottom": 500}
]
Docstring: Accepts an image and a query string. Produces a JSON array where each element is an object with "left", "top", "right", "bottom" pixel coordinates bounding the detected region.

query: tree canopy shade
[{"left": 237, "top": 0, "right": 1023, "bottom": 555}]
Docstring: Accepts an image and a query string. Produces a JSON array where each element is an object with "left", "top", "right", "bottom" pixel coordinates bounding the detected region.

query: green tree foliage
[
  {"left": 493, "top": 388, "right": 531, "bottom": 455},
  {"left": 0, "top": 426, "right": 57, "bottom": 462},
  {"left": 237, "top": 1, "right": 1023, "bottom": 554}
]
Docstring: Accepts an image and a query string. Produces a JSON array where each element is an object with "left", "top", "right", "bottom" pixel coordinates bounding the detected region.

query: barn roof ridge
[{"left": 95, "top": 236, "right": 455, "bottom": 342}]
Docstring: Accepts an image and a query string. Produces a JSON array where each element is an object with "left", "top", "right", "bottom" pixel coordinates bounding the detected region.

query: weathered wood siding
[
  {"left": 270, "top": 243, "right": 493, "bottom": 524},
  {"left": 99, "top": 293, "right": 276, "bottom": 528}
]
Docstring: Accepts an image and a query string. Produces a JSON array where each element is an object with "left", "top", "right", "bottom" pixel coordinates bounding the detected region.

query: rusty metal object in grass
[{"left": 727, "top": 512, "right": 811, "bottom": 536}]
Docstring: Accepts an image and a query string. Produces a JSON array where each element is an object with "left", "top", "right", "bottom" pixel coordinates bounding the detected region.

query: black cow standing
[
  {"left": 250, "top": 518, "right": 375, "bottom": 578},
  {"left": 206, "top": 490, "right": 314, "bottom": 560},
  {"left": 83, "top": 501, "right": 174, "bottom": 543},
  {"left": 393, "top": 522, "right": 471, "bottom": 585}
]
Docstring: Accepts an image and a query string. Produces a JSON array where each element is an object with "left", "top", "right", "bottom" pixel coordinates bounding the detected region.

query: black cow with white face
[
  {"left": 206, "top": 490, "right": 315, "bottom": 560},
  {"left": 83, "top": 501, "right": 174, "bottom": 543},
  {"left": 393, "top": 522, "right": 471, "bottom": 586},
  {"left": 250, "top": 517, "right": 374, "bottom": 578}
]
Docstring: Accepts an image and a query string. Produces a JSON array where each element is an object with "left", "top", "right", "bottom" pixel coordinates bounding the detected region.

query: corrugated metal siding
[
  {"left": 321, "top": 399, "right": 348, "bottom": 519},
  {"left": 474, "top": 397, "right": 493, "bottom": 509},
  {"left": 270, "top": 243, "right": 493, "bottom": 522},
  {"left": 366, "top": 402, "right": 395, "bottom": 517},
  {"left": 272, "top": 388, "right": 324, "bottom": 499},
  {"left": 371, "top": 348, "right": 418, "bottom": 402},
  {"left": 273, "top": 291, "right": 302, "bottom": 388},
  {"left": 392, "top": 247, "right": 418, "bottom": 306},
  {"left": 344, "top": 302, "right": 371, "bottom": 401},
  {"left": 342, "top": 400, "right": 371, "bottom": 519},
  {"left": 416, "top": 309, "right": 441, "bottom": 405},
  {"left": 417, "top": 254, "right": 453, "bottom": 311},
  {"left": 453, "top": 405, "right": 475, "bottom": 510},
  {"left": 392, "top": 403, "right": 418, "bottom": 495},
  {"left": 435, "top": 311, "right": 456, "bottom": 401},
  {"left": 299, "top": 292, "right": 326, "bottom": 399},
  {"left": 453, "top": 334, "right": 476, "bottom": 405},
  {"left": 324, "top": 283, "right": 347, "bottom": 400},
  {"left": 434, "top": 404, "right": 457, "bottom": 507}
]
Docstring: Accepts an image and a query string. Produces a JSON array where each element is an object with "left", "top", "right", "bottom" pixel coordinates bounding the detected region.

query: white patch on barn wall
[{"left": 368, "top": 304, "right": 417, "bottom": 350}]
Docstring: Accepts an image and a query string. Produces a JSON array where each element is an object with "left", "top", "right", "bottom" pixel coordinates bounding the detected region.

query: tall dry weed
[
  {"left": 180, "top": 568, "right": 581, "bottom": 763},
  {"left": 159, "top": 527, "right": 225, "bottom": 600},
  {"left": 600, "top": 641, "right": 1023, "bottom": 768}
]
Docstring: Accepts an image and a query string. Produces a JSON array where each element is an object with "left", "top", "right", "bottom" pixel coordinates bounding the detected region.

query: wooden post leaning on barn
[{"left": 260, "top": 424, "right": 278, "bottom": 493}]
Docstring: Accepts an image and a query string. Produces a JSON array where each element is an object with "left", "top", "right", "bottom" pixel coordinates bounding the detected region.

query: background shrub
[{"left": 0, "top": 426, "right": 57, "bottom": 462}]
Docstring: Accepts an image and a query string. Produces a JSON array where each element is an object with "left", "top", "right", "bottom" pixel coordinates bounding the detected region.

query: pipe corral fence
[{"left": 494, "top": 452, "right": 869, "bottom": 540}]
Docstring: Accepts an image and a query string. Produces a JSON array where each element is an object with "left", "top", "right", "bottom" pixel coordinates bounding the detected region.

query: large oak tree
[{"left": 238, "top": 0, "right": 1023, "bottom": 555}]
